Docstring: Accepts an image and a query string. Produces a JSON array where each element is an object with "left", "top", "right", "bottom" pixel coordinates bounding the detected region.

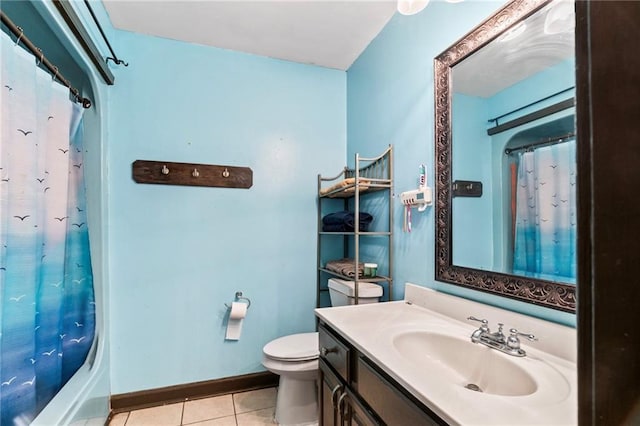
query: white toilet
[{"left": 262, "top": 278, "right": 383, "bottom": 425}]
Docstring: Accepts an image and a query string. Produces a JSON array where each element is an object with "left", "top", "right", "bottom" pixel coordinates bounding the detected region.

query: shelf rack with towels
[{"left": 316, "top": 145, "right": 394, "bottom": 307}]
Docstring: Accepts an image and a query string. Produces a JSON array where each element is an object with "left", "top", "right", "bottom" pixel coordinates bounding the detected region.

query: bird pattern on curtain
[
  {"left": 0, "top": 32, "right": 95, "bottom": 425},
  {"left": 512, "top": 138, "right": 577, "bottom": 283}
]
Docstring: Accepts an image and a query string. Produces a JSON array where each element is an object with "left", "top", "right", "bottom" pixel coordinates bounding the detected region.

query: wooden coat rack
[{"left": 132, "top": 160, "right": 253, "bottom": 189}]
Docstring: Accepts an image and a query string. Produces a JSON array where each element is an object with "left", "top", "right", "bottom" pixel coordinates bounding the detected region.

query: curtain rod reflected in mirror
[
  {"left": 505, "top": 132, "right": 575, "bottom": 155},
  {"left": 434, "top": 0, "right": 576, "bottom": 313}
]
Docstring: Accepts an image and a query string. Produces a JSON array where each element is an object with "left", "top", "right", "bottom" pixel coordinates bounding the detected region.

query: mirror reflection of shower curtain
[
  {"left": 512, "top": 138, "right": 577, "bottom": 283},
  {"left": 0, "top": 32, "right": 95, "bottom": 424}
]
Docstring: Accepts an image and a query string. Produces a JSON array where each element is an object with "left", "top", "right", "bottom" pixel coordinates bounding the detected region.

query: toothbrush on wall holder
[
  {"left": 400, "top": 164, "right": 433, "bottom": 232},
  {"left": 400, "top": 164, "right": 433, "bottom": 211}
]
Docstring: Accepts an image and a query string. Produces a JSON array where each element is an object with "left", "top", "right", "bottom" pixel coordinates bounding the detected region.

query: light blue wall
[
  {"left": 347, "top": 1, "right": 575, "bottom": 327},
  {"left": 105, "top": 30, "right": 346, "bottom": 393},
  {"left": 451, "top": 93, "right": 493, "bottom": 270},
  {"left": 64, "top": 0, "right": 577, "bottom": 398}
]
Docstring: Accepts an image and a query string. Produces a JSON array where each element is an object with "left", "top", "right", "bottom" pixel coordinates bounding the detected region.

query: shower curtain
[
  {"left": 512, "top": 138, "right": 577, "bottom": 283},
  {"left": 1, "top": 32, "right": 95, "bottom": 425}
]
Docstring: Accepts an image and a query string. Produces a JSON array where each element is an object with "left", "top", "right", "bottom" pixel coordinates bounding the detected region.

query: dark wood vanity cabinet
[
  {"left": 318, "top": 322, "right": 446, "bottom": 426},
  {"left": 319, "top": 321, "right": 377, "bottom": 426}
]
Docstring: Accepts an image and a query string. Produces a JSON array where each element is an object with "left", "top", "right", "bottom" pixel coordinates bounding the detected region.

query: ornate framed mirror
[{"left": 434, "top": 0, "right": 576, "bottom": 312}]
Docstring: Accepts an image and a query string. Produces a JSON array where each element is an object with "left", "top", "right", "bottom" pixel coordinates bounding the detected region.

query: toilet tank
[{"left": 328, "top": 278, "right": 383, "bottom": 306}]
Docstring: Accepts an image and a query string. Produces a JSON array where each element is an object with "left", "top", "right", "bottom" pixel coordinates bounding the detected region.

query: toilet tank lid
[
  {"left": 328, "top": 278, "right": 383, "bottom": 298},
  {"left": 263, "top": 332, "right": 319, "bottom": 361}
]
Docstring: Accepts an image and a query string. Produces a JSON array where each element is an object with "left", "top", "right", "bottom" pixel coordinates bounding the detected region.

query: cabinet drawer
[
  {"left": 319, "top": 324, "right": 350, "bottom": 382},
  {"left": 356, "top": 356, "right": 444, "bottom": 426}
]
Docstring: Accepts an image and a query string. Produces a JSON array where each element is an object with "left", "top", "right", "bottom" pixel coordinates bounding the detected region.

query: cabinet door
[
  {"left": 344, "top": 389, "right": 379, "bottom": 426},
  {"left": 320, "top": 360, "right": 343, "bottom": 426}
]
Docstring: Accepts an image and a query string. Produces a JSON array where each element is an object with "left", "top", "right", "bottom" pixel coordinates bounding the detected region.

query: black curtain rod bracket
[
  {"left": 83, "top": 0, "right": 128, "bottom": 67},
  {"left": 1, "top": 11, "right": 92, "bottom": 108},
  {"left": 106, "top": 57, "right": 128, "bottom": 67}
]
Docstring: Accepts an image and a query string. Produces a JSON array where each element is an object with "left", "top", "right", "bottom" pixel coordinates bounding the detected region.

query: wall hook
[
  {"left": 222, "top": 168, "right": 230, "bottom": 178},
  {"left": 192, "top": 168, "right": 200, "bottom": 178},
  {"left": 161, "top": 165, "right": 170, "bottom": 175}
]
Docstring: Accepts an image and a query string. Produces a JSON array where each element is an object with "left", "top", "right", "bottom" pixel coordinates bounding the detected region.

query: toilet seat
[{"left": 263, "top": 332, "right": 319, "bottom": 362}]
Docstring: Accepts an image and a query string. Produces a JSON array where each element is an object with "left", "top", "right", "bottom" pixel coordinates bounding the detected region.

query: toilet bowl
[
  {"left": 262, "top": 332, "right": 319, "bottom": 426},
  {"left": 262, "top": 280, "right": 382, "bottom": 425}
]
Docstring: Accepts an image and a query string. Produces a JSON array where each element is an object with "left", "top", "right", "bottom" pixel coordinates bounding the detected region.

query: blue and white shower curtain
[
  {"left": 1, "top": 32, "right": 95, "bottom": 425},
  {"left": 512, "top": 138, "right": 577, "bottom": 283}
]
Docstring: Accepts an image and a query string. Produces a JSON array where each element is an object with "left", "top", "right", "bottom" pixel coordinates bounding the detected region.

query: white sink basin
[{"left": 393, "top": 331, "right": 545, "bottom": 397}]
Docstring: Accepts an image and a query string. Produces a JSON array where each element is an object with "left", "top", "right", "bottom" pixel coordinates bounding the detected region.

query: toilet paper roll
[
  {"left": 225, "top": 302, "right": 248, "bottom": 340},
  {"left": 229, "top": 302, "right": 247, "bottom": 320}
]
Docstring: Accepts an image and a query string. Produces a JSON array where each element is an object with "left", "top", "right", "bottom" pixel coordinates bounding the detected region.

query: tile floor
[{"left": 109, "top": 387, "right": 278, "bottom": 426}]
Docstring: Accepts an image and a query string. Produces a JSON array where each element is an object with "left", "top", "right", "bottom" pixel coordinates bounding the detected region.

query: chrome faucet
[
  {"left": 467, "top": 316, "right": 489, "bottom": 340},
  {"left": 467, "top": 316, "right": 537, "bottom": 357}
]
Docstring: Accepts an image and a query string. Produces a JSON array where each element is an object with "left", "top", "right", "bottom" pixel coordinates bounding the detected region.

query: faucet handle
[
  {"left": 467, "top": 316, "right": 489, "bottom": 332},
  {"left": 509, "top": 328, "right": 537, "bottom": 341},
  {"left": 507, "top": 328, "right": 538, "bottom": 351}
]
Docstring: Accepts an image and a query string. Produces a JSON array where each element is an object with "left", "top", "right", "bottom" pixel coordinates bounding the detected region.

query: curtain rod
[
  {"left": 505, "top": 132, "right": 576, "bottom": 155},
  {"left": 488, "top": 87, "right": 575, "bottom": 126},
  {"left": 1, "top": 11, "right": 92, "bottom": 108}
]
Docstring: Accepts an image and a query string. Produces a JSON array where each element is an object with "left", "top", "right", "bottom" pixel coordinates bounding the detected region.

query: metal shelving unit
[{"left": 317, "top": 145, "right": 393, "bottom": 307}]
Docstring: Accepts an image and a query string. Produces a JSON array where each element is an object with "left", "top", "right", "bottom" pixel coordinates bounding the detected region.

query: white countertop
[{"left": 315, "top": 285, "right": 577, "bottom": 426}]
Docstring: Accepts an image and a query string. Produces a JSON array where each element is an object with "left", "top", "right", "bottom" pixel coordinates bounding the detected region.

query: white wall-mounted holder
[
  {"left": 399, "top": 187, "right": 433, "bottom": 212},
  {"left": 401, "top": 165, "right": 433, "bottom": 232}
]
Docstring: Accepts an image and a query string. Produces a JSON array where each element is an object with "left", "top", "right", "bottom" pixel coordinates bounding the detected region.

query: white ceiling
[{"left": 102, "top": 0, "right": 397, "bottom": 70}]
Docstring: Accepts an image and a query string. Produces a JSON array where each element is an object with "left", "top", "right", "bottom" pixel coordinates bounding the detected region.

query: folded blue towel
[
  {"left": 322, "top": 223, "right": 353, "bottom": 232},
  {"left": 322, "top": 211, "right": 373, "bottom": 231}
]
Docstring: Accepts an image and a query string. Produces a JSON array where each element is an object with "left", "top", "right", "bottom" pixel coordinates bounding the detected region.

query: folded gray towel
[{"left": 325, "top": 258, "right": 364, "bottom": 278}]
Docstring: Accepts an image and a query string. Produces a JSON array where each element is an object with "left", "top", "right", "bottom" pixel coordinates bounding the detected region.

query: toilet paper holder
[{"left": 224, "top": 291, "right": 251, "bottom": 310}]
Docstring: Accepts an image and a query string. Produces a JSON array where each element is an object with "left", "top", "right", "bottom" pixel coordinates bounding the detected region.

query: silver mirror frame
[{"left": 434, "top": 0, "right": 576, "bottom": 313}]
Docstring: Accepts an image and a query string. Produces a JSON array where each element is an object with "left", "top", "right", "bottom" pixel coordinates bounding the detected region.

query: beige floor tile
[
  {"left": 182, "top": 395, "right": 235, "bottom": 424},
  {"left": 235, "top": 407, "right": 276, "bottom": 426},
  {"left": 86, "top": 416, "right": 110, "bottom": 426},
  {"left": 186, "top": 415, "right": 238, "bottom": 426},
  {"left": 108, "top": 412, "right": 129, "bottom": 426},
  {"left": 233, "top": 388, "right": 277, "bottom": 414},
  {"left": 125, "top": 403, "right": 183, "bottom": 426}
]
